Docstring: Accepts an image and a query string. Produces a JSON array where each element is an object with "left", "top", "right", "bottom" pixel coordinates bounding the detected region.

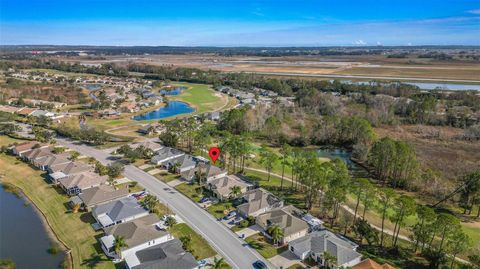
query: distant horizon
[
  {"left": 2, "top": 44, "right": 480, "bottom": 48},
  {"left": 1, "top": 0, "right": 479, "bottom": 46}
]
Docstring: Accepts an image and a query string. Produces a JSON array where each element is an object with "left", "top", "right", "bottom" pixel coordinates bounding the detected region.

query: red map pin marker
[{"left": 208, "top": 147, "right": 220, "bottom": 164}]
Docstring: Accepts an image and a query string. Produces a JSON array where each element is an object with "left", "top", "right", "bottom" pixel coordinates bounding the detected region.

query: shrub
[{"left": 239, "top": 220, "right": 249, "bottom": 228}]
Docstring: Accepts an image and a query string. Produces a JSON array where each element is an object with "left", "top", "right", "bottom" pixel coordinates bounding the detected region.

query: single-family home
[
  {"left": 58, "top": 171, "right": 109, "bottom": 196},
  {"left": 197, "top": 163, "right": 228, "bottom": 183},
  {"left": 288, "top": 230, "right": 362, "bottom": 269},
  {"left": 164, "top": 155, "right": 197, "bottom": 173},
  {"left": 48, "top": 161, "right": 93, "bottom": 183},
  {"left": 72, "top": 185, "right": 129, "bottom": 210},
  {"left": 12, "top": 141, "right": 49, "bottom": 157},
  {"left": 33, "top": 153, "right": 71, "bottom": 171},
  {"left": 22, "top": 147, "right": 52, "bottom": 162},
  {"left": 256, "top": 205, "right": 309, "bottom": 244},
  {"left": 131, "top": 141, "right": 164, "bottom": 153},
  {"left": 0, "top": 105, "right": 21, "bottom": 114},
  {"left": 30, "top": 109, "right": 55, "bottom": 118},
  {"left": 15, "top": 107, "right": 35, "bottom": 117},
  {"left": 207, "top": 175, "right": 252, "bottom": 201},
  {"left": 352, "top": 258, "right": 396, "bottom": 269},
  {"left": 99, "top": 214, "right": 173, "bottom": 260},
  {"left": 92, "top": 196, "right": 149, "bottom": 228},
  {"left": 206, "top": 111, "right": 220, "bottom": 121},
  {"left": 236, "top": 188, "right": 284, "bottom": 218},
  {"left": 147, "top": 96, "right": 163, "bottom": 106},
  {"left": 151, "top": 147, "right": 185, "bottom": 166},
  {"left": 124, "top": 238, "right": 198, "bottom": 269},
  {"left": 137, "top": 123, "right": 165, "bottom": 135}
]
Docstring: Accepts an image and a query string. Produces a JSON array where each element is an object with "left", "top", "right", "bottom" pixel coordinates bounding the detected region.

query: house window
[{"left": 290, "top": 246, "right": 294, "bottom": 252}]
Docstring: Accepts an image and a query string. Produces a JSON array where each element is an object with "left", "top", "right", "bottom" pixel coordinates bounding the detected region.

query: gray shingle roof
[
  {"left": 93, "top": 196, "right": 148, "bottom": 223},
  {"left": 78, "top": 185, "right": 129, "bottom": 207},
  {"left": 257, "top": 206, "right": 308, "bottom": 237},
  {"left": 289, "top": 230, "right": 361, "bottom": 266},
  {"left": 132, "top": 239, "right": 197, "bottom": 269},
  {"left": 237, "top": 188, "right": 283, "bottom": 216}
]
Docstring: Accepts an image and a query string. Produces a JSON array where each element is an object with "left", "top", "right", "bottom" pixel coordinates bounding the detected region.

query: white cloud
[
  {"left": 376, "top": 41, "right": 382, "bottom": 46},
  {"left": 354, "top": 39, "right": 366, "bottom": 45},
  {"left": 467, "top": 9, "right": 480, "bottom": 15}
]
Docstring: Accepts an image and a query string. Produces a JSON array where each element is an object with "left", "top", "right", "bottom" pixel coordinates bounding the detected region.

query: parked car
[
  {"left": 253, "top": 260, "right": 267, "bottom": 269},
  {"left": 199, "top": 197, "right": 211, "bottom": 203},
  {"left": 229, "top": 216, "right": 243, "bottom": 225},
  {"left": 224, "top": 211, "right": 236, "bottom": 220},
  {"left": 197, "top": 259, "right": 207, "bottom": 267}
]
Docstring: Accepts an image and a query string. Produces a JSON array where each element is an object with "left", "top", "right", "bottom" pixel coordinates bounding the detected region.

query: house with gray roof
[
  {"left": 288, "top": 230, "right": 362, "bottom": 268},
  {"left": 236, "top": 188, "right": 284, "bottom": 218},
  {"left": 48, "top": 161, "right": 93, "bottom": 183},
  {"left": 58, "top": 171, "right": 108, "bottom": 196},
  {"left": 74, "top": 185, "right": 129, "bottom": 210},
  {"left": 256, "top": 205, "right": 309, "bottom": 244},
  {"left": 164, "top": 155, "right": 197, "bottom": 173},
  {"left": 125, "top": 238, "right": 198, "bottom": 269},
  {"left": 207, "top": 175, "right": 252, "bottom": 201},
  {"left": 131, "top": 141, "right": 164, "bottom": 153},
  {"left": 100, "top": 214, "right": 173, "bottom": 261},
  {"left": 93, "top": 196, "right": 149, "bottom": 228},
  {"left": 33, "top": 153, "right": 71, "bottom": 171},
  {"left": 22, "top": 147, "right": 52, "bottom": 162},
  {"left": 151, "top": 147, "right": 185, "bottom": 166}
]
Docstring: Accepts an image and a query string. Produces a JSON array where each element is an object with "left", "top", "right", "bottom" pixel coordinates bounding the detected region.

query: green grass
[
  {"left": 170, "top": 82, "right": 228, "bottom": 114},
  {"left": 154, "top": 172, "right": 179, "bottom": 183},
  {"left": 175, "top": 182, "right": 204, "bottom": 203},
  {"left": 168, "top": 223, "right": 217, "bottom": 260},
  {"left": 0, "top": 153, "right": 114, "bottom": 269},
  {"left": 245, "top": 234, "right": 287, "bottom": 259},
  {"left": 207, "top": 201, "right": 234, "bottom": 219}
]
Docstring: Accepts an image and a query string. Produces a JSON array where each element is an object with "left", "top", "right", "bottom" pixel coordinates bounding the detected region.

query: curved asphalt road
[{"left": 56, "top": 137, "right": 272, "bottom": 269}]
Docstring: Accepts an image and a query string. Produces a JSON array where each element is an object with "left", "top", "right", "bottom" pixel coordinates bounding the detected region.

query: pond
[
  {"left": 160, "top": 86, "right": 187, "bottom": 96},
  {"left": 133, "top": 101, "right": 195, "bottom": 120},
  {"left": 80, "top": 84, "right": 101, "bottom": 90},
  {"left": 0, "top": 186, "right": 65, "bottom": 268},
  {"left": 316, "top": 147, "right": 370, "bottom": 178}
]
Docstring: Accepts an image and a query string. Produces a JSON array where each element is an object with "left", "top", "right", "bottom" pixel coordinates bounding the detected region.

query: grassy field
[
  {"left": 168, "top": 223, "right": 217, "bottom": 260},
  {"left": 170, "top": 82, "right": 236, "bottom": 114},
  {"left": 245, "top": 234, "right": 287, "bottom": 259},
  {"left": 0, "top": 152, "right": 115, "bottom": 269},
  {"left": 175, "top": 182, "right": 204, "bottom": 203}
]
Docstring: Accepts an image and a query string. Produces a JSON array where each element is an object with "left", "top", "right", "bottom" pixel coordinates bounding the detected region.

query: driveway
[
  {"left": 235, "top": 224, "right": 262, "bottom": 238},
  {"left": 56, "top": 137, "right": 272, "bottom": 269},
  {"left": 268, "top": 250, "right": 303, "bottom": 269}
]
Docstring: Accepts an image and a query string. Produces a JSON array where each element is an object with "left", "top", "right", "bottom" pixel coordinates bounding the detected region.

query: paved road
[
  {"left": 56, "top": 137, "right": 271, "bottom": 269},
  {"left": 244, "top": 71, "right": 480, "bottom": 84}
]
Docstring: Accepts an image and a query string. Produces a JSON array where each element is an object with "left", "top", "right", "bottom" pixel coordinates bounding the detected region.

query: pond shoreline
[{"left": 1, "top": 182, "right": 73, "bottom": 269}]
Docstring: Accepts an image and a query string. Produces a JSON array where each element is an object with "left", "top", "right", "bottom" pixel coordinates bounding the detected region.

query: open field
[
  {"left": 0, "top": 150, "right": 114, "bottom": 269},
  {"left": 66, "top": 54, "right": 480, "bottom": 82}
]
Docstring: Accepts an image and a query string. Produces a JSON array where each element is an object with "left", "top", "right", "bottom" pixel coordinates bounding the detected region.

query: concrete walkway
[
  {"left": 268, "top": 250, "right": 303, "bottom": 269},
  {"left": 235, "top": 224, "right": 262, "bottom": 238}
]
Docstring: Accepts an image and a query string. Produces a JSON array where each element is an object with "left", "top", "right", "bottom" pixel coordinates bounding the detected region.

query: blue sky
[{"left": 0, "top": 0, "right": 479, "bottom": 46}]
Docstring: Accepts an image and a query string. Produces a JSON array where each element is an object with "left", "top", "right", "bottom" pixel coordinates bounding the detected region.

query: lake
[
  {"left": 80, "top": 84, "right": 101, "bottom": 90},
  {"left": 133, "top": 101, "right": 195, "bottom": 120},
  {"left": 316, "top": 147, "right": 370, "bottom": 178},
  {"left": 160, "top": 86, "right": 187, "bottom": 96},
  {"left": 0, "top": 186, "right": 65, "bottom": 268},
  {"left": 405, "top": 82, "right": 480, "bottom": 91}
]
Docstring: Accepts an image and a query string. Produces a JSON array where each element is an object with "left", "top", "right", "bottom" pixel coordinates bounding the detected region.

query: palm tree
[
  {"left": 211, "top": 257, "right": 228, "bottom": 269},
  {"left": 267, "top": 225, "right": 284, "bottom": 246},
  {"left": 259, "top": 146, "right": 278, "bottom": 182},
  {"left": 114, "top": 236, "right": 128, "bottom": 260},
  {"left": 279, "top": 143, "right": 291, "bottom": 191},
  {"left": 321, "top": 252, "right": 337, "bottom": 269},
  {"left": 229, "top": 185, "right": 241, "bottom": 199}
]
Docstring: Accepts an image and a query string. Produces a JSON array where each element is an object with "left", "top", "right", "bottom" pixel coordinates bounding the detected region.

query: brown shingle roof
[{"left": 352, "top": 259, "right": 396, "bottom": 269}]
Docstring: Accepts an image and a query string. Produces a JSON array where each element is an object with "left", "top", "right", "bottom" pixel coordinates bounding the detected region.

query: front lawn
[
  {"left": 245, "top": 234, "right": 287, "bottom": 259},
  {"left": 175, "top": 182, "right": 204, "bottom": 203},
  {"left": 206, "top": 201, "right": 234, "bottom": 219},
  {"left": 168, "top": 223, "right": 217, "bottom": 260}
]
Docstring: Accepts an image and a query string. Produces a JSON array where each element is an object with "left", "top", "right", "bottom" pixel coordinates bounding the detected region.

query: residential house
[
  {"left": 12, "top": 141, "right": 49, "bottom": 157},
  {"left": 164, "top": 155, "right": 197, "bottom": 173},
  {"left": 15, "top": 107, "right": 35, "bottom": 117},
  {"left": 0, "top": 105, "right": 21, "bottom": 114},
  {"left": 207, "top": 175, "right": 252, "bottom": 201},
  {"left": 198, "top": 163, "right": 228, "bottom": 182},
  {"left": 58, "top": 171, "right": 108, "bottom": 196},
  {"left": 151, "top": 147, "right": 185, "bottom": 166},
  {"left": 137, "top": 123, "right": 166, "bottom": 135},
  {"left": 92, "top": 196, "right": 149, "bottom": 228},
  {"left": 352, "top": 259, "right": 396, "bottom": 269},
  {"left": 72, "top": 185, "right": 129, "bottom": 210},
  {"left": 236, "top": 188, "right": 284, "bottom": 218},
  {"left": 99, "top": 214, "right": 173, "bottom": 260},
  {"left": 147, "top": 96, "right": 163, "bottom": 106},
  {"left": 33, "top": 153, "right": 71, "bottom": 171},
  {"left": 22, "top": 147, "right": 52, "bottom": 162},
  {"left": 206, "top": 111, "right": 220, "bottom": 121},
  {"left": 48, "top": 161, "right": 93, "bottom": 183},
  {"left": 120, "top": 103, "right": 138, "bottom": 113},
  {"left": 256, "top": 205, "right": 309, "bottom": 244},
  {"left": 30, "top": 109, "right": 55, "bottom": 118},
  {"left": 288, "top": 230, "right": 362, "bottom": 269},
  {"left": 125, "top": 238, "right": 198, "bottom": 269},
  {"left": 131, "top": 141, "right": 164, "bottom": 153}
]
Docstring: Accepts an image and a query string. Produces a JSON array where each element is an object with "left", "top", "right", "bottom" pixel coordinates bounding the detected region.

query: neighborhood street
[{"left": 56, "top": 137, "right": 272, "bottom": 269}]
